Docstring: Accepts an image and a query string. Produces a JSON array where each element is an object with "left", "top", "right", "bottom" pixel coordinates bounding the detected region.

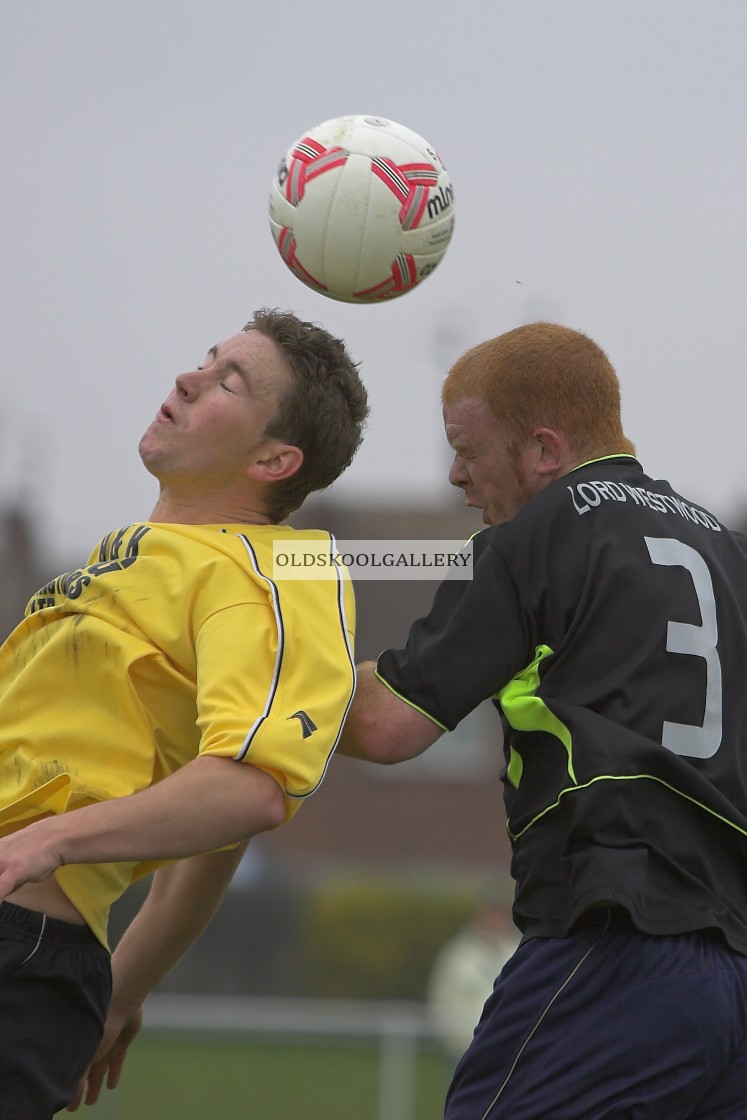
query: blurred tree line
[{"left": 108, "top": 865, "right": 492, "bottom": 1002}]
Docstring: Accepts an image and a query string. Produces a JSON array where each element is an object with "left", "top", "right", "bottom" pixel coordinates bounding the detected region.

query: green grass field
[{"left": 64, "top": 1033, "right": 453, "bottom": 1120}]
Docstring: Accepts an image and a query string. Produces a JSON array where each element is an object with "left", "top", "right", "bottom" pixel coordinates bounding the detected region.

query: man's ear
[
  {"left": 531, "top": 428, "right": 569, "bottom": 478},
  {"left": 246, "top": 444, "right": 304, "bottom": 484}
]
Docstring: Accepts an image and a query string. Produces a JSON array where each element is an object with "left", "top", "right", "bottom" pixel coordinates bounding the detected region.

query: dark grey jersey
[{"left": 379, "top": 457, "right": 747, "bottom": 951}]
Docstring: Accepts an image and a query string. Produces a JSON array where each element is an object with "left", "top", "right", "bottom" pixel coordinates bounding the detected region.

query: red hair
[{"left": 442, "top": 323, "right": 635, "bottom": 460}]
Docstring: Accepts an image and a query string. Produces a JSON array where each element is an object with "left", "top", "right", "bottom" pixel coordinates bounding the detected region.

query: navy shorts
[
  {"left": 0, "top": 900, "right": 112, "bottom": 1118},
  {"left": 445, "top": 907, "right": 747, "bottom": 1120}
]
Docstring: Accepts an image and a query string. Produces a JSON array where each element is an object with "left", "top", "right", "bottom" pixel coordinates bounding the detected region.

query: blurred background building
[{"left": 0, "top": 506, "right": 50, "bottom": 643}]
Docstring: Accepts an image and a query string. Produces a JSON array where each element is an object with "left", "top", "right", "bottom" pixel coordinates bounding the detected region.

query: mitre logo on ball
[{"left": 268, "top": 115, "right": 455, "bottom": 304}]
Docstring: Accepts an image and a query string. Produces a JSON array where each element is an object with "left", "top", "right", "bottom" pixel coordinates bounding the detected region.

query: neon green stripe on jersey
[
  {"left": 374, "top": 669, "right": 450, "bottom": 731},
  {"left": 506, "top": 745, "right": 523, "bottom": 788},
  {"left": 506, "top": 772, "right": 747, "bottom": 844},
  {"left": 572, "top": 452, "right": 639, "bottom": 472},
  {"left": 497, "top": 644, "right": 577, "bottom": 786}
]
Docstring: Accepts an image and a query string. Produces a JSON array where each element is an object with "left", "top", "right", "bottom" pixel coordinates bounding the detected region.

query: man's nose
[{"left": 449, "top": 457, "right": 468, "bottom": 488}]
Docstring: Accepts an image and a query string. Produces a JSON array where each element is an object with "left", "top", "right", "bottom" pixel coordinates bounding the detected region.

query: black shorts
[
  {"left": 0, "top": 900, "right": 112, "bottom": 1119},
  {"left": 445, "top": 907, "right": 747, "bottom": 1120}
]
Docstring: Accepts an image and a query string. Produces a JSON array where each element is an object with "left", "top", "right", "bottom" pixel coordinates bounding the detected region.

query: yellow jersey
[{"left": 0, "top": 522, "right": 355, "bottom": 946}]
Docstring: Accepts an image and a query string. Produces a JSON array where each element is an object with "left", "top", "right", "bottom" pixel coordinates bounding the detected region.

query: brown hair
[
  {"left": 245, "top": 308, "right": 369, "bottom": 522},
  {"left": 442, "top": 322, "right": 635, "bottom": 460}
]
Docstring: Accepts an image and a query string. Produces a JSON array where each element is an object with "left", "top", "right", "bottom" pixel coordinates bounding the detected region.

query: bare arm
[
  {"left": 68, "top": 842, "right": 250, "bottom": 1110},
  {"left": 0, "top": 754, "right": 285, "bottom": 902},
  {"left": 108, "top": 842, "right": 250, "bottom": 1004},
  {"left": 339, "top": 661, "right": 444, "bottom": 763}
]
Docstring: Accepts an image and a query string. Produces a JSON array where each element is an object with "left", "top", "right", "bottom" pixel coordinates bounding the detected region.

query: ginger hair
[{"left": 442, "top": 322, "right": 635, "bottom": 461}]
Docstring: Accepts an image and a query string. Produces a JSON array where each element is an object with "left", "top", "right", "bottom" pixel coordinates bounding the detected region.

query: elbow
[
  {"left": 264, "top": 781, "right": 288, "bottom": 831},
  {"left": 341, "top": 712, "right": 417, "bottom": 765},
  {"left": 375, "top": 734, "right": 426, "bottom": 766},
  {"left": 253, "top": 773, "right": 287, "bottom": 833},
  {"left": 362, "top": 721, "right": 412, "bottom": 764},
  {"left": 234, "top": 764, "right": 288, "bottom": 837}
]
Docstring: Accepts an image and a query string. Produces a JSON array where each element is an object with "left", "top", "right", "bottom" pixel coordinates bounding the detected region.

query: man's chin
[
  {"left": 483, "top": 509, "right": 510, "bottom": 527},
  {"left": 137, "top": 439, "right": 161, "bottom": 477}
]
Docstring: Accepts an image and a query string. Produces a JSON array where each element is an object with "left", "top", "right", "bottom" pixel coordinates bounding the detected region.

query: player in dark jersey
[{"left": 340, "top": 322, "right": 747, "bottom": 1120}]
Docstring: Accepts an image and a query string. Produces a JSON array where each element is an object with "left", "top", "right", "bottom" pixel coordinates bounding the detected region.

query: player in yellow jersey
[{"left": 0, "top": 308, "right": 368, "bottom": 1117}]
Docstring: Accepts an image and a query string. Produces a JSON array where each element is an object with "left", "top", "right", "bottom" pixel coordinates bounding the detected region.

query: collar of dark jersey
[{"left": 571, "top": 453, "right": 642, "bottom": 474}]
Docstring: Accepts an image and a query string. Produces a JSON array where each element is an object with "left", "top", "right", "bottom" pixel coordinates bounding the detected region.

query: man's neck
[{"left": 147, "top": 494, "right": 274, "bottom": 526}]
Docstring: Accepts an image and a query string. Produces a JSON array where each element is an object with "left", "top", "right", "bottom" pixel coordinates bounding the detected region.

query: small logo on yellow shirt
[{"left": 288, "top": 710, "right": 317, "bottom": 738}]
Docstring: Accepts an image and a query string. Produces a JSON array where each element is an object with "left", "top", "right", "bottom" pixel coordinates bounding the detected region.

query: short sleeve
[
  {"left": 194, "top": 584, "right": 355, "bottom": 821},
  {"left": 377, "top": 537, "right": 531, "bottom": 731}
]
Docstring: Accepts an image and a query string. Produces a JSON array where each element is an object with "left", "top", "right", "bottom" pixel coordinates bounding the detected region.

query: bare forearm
[
  {"left": 339, "top": 661, "right": 443, "bottom": 762},
  {"left": 0, "top": 756, "right": 285, "bottom": 902},
  {"left": 66, "top": 846, "right": 251, "bottom": 1112},
  {"left": 58, "top": 756, "right": 282, "bottom": 864},
  {"left": 110, "top": 845, "right": 249, "bottom": 1006}
]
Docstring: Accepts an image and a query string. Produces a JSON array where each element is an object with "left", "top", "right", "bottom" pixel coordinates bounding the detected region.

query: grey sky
[{"left": 3, "top": 0, "right": 746, "bottom": 562}]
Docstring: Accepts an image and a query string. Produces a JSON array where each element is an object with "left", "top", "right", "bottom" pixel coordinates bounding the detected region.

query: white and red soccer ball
[{"left": 268, "top": 115, "right": 455, "bottom": 304}]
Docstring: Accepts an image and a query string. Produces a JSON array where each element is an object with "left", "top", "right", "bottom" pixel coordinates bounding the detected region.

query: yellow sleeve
[{"left": 194, "top": 575, "right": 355, "bottom": 822}]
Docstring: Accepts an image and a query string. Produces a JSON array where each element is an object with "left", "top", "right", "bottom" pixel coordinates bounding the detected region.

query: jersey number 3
[{"left": 645, "top": 536, "right": 722, "bottom": 759}]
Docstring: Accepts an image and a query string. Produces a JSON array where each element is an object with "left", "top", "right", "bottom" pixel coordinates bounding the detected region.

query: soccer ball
[{"left": 268, "top": 115, "right": 455, "bottom": 304}]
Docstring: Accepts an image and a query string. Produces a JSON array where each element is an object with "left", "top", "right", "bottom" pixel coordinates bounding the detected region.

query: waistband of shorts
[{"left": 0, "top": 899, "right": 101, "bottom": 945}]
